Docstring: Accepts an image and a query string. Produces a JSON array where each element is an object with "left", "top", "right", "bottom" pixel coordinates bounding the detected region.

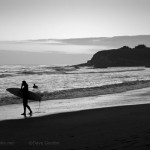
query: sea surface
[{"left": 0, "top": 65, "right": 150, "bottom": 105}]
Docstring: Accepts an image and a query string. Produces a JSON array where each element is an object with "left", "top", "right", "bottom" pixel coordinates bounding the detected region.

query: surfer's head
[{"left": 22, "top": 80, "right": 26, "bottom": 85}]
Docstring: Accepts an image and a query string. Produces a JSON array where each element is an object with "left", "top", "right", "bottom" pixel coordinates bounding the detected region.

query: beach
[
  {"left": 0, "top": 87, "right": 150, "bottom": 149},
  {"left": 0, "top": 0, "right": 150, "bottom": 149}
]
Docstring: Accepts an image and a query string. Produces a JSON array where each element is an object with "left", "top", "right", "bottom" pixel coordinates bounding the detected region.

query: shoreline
[
  {"left": 1, "top": 84, "right": 150, "bottom": 149},
  {"left": 1, "top": 80, "right": 150, "bottom": 106},
  {"left": 1, "top": 87, "right": 150, "bottom": 121}
]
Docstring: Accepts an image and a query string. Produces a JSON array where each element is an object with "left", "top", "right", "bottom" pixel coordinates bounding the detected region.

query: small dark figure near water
[
  {"left": 33, "top": 83, "right": 38, "bottom": 89},
  {"left": 21, "top": 80, "right": 32, "bottom": 116}
]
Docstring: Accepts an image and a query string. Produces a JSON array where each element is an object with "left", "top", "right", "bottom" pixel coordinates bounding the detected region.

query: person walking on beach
[{"left": 21, "top": 80, "right": 32, "bottom": 116}]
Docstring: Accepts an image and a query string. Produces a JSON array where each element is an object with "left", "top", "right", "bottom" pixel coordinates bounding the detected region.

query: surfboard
[{"left": 6, "top": 88, "right": 41, "bottom": 101}]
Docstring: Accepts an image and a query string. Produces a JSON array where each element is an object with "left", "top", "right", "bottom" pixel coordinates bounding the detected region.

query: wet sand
[
  {"left": 1, "top": 88, "right": 150, "bottom": 149},
  {"left": 1, "top": 87, "right": 150, "bottom": 121}
]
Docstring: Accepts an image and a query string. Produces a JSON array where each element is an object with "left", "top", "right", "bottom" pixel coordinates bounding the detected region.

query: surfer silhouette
[{"left": 21, "top": 81, "right": 32, "bottom": 116}]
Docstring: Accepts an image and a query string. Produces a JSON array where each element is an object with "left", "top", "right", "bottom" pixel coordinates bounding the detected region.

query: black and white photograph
[{"left": 0, "top": 0, "right": 150, "bottom": 149}]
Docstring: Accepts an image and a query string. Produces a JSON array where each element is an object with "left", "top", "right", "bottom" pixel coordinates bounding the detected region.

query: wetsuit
[{"left": 21, "top": 81, "right": 32, "bottom": 115}]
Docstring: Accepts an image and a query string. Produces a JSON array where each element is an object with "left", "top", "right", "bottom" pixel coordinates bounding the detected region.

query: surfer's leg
[
  {"left": 22, "top": 98, "right": 27, "bottom": 115},
  {"left": 21, "top": 104, "right": 26, "bottom": 115},
  {"left": 26, "top": 101, "right": 32, "bottom": 114},
  {"left": 27, "top": 105, "right": 32, "bottom": 113}
]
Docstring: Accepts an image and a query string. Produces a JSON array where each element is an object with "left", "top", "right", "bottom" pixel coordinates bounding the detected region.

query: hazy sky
[{"left": 0, "top": 0, "right": 150, "bottom": 41}]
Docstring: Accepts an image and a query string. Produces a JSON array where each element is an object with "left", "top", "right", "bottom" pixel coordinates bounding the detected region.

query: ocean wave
[
  {"left": 18, "top": 70, "right": 67, "bottom": 75},
  {"left": 1, "top": 80, "right": 150, "bottom": 106},
  {"left": 0, "top": 96, "right": 21, "bottom": 105},
  {"left": 0, "top": 66, "right": 145, "bottom": 77},
  {"left": 0, "top": 74, "right": 13, "bottom": 78},
  {"left": 67, "top": 68, "right": 145, "bottom": 74},
  {"left": 17, "top": 68, "right": 145, "bottom": 75},
  {"left": 18, "top": 66, "right": 77, "bottom": 75},
  {"left": 19, "top": 71, "right": 43, "bottom": 75},
  {"left": 39, "top": 80, "right": 150, "bottom": 100}
]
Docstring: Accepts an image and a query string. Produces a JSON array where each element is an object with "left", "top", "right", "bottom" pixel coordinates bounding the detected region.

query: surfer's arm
[{"left": 21, "top": 83, "right": 23, "bottom": 90}]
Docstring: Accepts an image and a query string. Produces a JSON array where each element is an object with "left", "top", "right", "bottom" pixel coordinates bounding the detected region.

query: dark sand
[{"left": 1, "top": 103, "right": 150, "bottom": 150}]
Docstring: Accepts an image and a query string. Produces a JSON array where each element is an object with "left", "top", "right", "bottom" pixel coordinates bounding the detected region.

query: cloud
[{"left": 0, "top": 40, "right": 101, "bottom": 54}]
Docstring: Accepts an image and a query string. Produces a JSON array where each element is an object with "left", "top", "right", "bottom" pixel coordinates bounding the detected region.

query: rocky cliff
[{"left": 85, "top": 45, "right": 150, "bottom": 68}]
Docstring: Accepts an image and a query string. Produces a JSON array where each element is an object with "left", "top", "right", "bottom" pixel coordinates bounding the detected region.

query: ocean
[{"left": 0, "top": 65, "right": 150, "bottom": 105}]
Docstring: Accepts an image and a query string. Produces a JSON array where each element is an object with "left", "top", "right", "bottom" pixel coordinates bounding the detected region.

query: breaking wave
[
  {"left": 0, "top": 66, "right": 145, "bottom": 78},
  {"left": 0, "top": 74, "right": 13, "bottom": 78}
]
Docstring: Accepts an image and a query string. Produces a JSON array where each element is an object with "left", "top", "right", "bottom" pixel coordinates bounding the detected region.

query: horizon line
[{"left": 0, "top": 34, "right": 150, "bottom": 42}]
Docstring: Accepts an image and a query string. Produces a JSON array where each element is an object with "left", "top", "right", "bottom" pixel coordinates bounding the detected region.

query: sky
[
  {"left": 0, "top": 0, "right": 150, "bottom": 65},
  {"left": 0, "top": 0, "right": 150, "bottom": 41}
]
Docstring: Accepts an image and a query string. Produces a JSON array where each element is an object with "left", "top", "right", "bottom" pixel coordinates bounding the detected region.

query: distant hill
[
  {"left": 60, "top": 35, "right": 150, "bottom": 48},
  {"left": 20, "top": 35, "right": 150, "bottom": 48},
  {"left": 76, "top": 45, "right": 150, "bottom": 68}
]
